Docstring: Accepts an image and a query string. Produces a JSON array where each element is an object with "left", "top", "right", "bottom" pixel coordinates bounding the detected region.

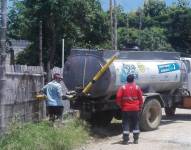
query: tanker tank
[{"left": 63, "top": 49, "right": 187, "bottom": 98}]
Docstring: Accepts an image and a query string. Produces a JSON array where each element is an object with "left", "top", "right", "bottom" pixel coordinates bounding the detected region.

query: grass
[{"left": 0, "top": 118, "right": 89, "bottom": 150}]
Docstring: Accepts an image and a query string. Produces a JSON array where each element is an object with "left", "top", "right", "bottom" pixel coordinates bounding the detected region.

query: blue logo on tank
[
  {"left": 120, "top": 64, "right": 138, "bottom": 83},
  {"left": 158, "top": 63, "right": 180, "bottom": 73}
]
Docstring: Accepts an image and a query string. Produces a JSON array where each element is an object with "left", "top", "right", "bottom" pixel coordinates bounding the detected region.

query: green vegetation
[
  {"left": 7, "top": 0, "right": 191, "bottom": 67},
  {"left": 0, "top": 119, "right": 89, "bottom": 150}
]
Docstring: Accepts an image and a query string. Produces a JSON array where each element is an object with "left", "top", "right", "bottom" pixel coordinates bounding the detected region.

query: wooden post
[
  {"left": 39, "top": 21, "right": 43, "bottom": 66},
  {"left": 10, "top": 48, "right": 14, "bottom": 65},
  {"left": 0, "top": 0, "right": 7, "bottom": 56}
]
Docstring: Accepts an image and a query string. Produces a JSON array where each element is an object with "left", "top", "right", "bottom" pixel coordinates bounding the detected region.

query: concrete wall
[{"left": 0, "top": 65, "right": 45, "bottom": 131}]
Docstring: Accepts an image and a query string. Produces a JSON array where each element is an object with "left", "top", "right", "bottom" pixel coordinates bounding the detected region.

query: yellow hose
[
  {"left": 82, "top": 53, "right": 119, "bottom": 94},
  {"left": 35, "top": 94, "right": 47, "bottom": 101}
]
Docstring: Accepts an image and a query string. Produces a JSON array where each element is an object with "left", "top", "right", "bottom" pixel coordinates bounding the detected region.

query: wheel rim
[
  {"left": 146, "top": 104, "right": 161, "bottom": 125},
  {"left": 148, "top": 107, "right": 158, "bottom": 123}
]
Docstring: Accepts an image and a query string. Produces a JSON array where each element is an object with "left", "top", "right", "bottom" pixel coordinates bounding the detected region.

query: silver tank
[{"left": 63, "top": 49, "right": 187, "bottom": 98}]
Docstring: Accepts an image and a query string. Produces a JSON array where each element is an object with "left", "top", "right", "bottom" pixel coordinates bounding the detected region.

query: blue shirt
[{"left": 42, "top": 80, "right": 64, "bottom": 106}]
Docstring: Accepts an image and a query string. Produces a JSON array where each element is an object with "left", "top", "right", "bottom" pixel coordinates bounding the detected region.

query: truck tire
[
  {"left": 165, "top": 107, "right": 176, "bottom": 116},
  {"left": 140, "top": 99, "right": 162, "bottom": 131},
  {"left": 91, "top": 111, "right": 113, "bottom": 126}
]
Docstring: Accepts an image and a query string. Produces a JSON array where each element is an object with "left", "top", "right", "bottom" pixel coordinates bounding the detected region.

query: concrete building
[{"left": 5, "top": 39, "right": 31, "bottom": 64}]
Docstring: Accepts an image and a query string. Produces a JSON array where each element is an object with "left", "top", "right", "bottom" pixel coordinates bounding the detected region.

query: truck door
[{"left": 181, "top": 58, "right": 191, "bottom": 94}]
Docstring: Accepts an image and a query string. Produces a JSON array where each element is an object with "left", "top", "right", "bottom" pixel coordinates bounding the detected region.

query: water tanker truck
[{"left": 63, "top": 49, "right": 191, "bottom": 131}]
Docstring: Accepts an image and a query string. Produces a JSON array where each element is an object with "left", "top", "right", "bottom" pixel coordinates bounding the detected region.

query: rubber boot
[
  {"left": 133, "top": 133, "right": 139, "bottom": 144},
  {"left": 123, "top": 134, "right": 129, "bottom": 145}
]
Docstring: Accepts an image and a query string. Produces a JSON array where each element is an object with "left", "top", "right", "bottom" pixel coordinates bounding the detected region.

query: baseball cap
[{"left": 53, "top": 73, "right": 63, "bottom": 79}]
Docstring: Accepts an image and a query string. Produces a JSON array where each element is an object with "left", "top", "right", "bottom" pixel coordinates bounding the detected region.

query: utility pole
[
  {"left": 110, "top": 0, "right": 117, "bottom": 50},
  {"left": 138, "top": 7, "right": 142, "bottom": 46},
  {"left": 0, "top": 0, "right": 7, "bottom": 57},
  {"left": 39, "top": 21, "right": 43, "bottom": 66},
  {"left": 114, "top": 0, "right": 117, "bottom": 50},
  {"left": 62, "top": 39, "right": 64, "bottom": 69},
  {"left": 109, "top": 0, "right": 114, "bottom": 49}
]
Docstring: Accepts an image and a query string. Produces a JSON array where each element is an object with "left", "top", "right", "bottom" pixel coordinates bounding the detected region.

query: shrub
[{"left": 0, "top": 118, "right": 89, "bottom": 150}]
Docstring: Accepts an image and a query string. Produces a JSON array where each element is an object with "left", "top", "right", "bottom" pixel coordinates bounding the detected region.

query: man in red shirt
[{"left": 116, "top": 74, "right": 143, "bottom": 144}]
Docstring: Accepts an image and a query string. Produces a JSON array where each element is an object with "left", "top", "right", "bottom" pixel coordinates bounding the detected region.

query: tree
[
  {"left": 119, "top": 0, "right": 191, "bottom": 53},
  {"left": 165, "top": 7, "right": 191, "bottom": 54},
  {"left": 140, "top": 27, "right": 172, "bottom": 51},
  {"left": 8, "top": 0, "right": 109, "bottom": 72},
  {"left": 177, "top": 0, "right": 190, "bottom": 8},
  {"left": 117, "top": 26, "right": 172, "bottom": 51},
  {"left": 144, "top": 0, "right": 166, "bottom": 17},
  {"left": 8, "top": 0, "right": 191, "bottom": 62}
]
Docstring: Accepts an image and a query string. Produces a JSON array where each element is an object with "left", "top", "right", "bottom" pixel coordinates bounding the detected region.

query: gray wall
[{"left": 0, "top": 65, "right": 45, "bottom": 132}]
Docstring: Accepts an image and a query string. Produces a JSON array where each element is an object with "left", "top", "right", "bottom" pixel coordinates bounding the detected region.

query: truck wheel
[
  {"left": 140, "top": 99, "right": 162, "bottom": 131},
  {"left": 91, "top": 111, "right": 113, "bottom": 126},
  {"left": 165, "top": 107, "right": 176, "bottom": 116}
]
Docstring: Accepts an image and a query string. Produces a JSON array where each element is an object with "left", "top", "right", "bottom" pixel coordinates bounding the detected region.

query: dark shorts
[{"left": 47, "top": 106, "right": 64, "bottom": 117}]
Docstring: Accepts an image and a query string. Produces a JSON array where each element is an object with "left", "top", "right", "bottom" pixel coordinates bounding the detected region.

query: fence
[{"left": 0, "top": 64, "right": 45, "bottom": 132}]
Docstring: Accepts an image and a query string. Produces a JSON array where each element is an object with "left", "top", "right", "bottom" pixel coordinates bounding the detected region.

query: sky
[{"left": 100, "top": 0, "right": 179, "bottom": 12}]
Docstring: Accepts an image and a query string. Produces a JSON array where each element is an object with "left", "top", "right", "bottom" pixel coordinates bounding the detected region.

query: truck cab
[{"left": 181, "top": 57, "right": 191, "bottom": 94}]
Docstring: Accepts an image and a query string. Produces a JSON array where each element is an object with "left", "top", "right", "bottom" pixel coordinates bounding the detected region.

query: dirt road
[{"left": 78, "top": 109, "right": 191, "bottom": 150}]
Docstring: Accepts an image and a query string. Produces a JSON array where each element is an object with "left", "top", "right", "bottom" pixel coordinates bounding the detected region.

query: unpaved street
[{"left": 79, "top": 109, "right": 191, "bottom": 150}]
